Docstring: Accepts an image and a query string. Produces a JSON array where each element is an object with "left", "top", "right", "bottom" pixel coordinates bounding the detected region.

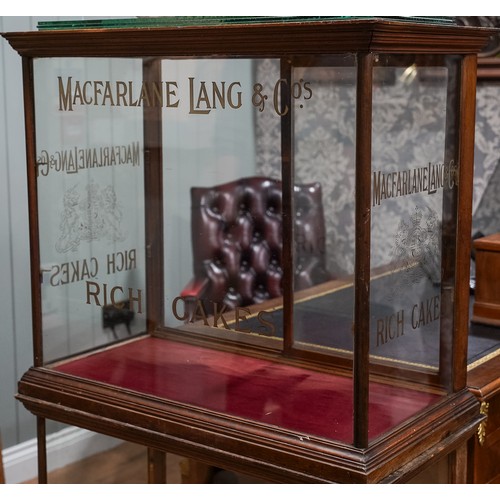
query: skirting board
[{"left": 2, "top": 426, "right": 122, "bottom": 484}]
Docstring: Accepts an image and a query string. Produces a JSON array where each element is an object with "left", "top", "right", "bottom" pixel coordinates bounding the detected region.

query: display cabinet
[{"left": 2, "top": 17, "right": 496, "bottom": 483}]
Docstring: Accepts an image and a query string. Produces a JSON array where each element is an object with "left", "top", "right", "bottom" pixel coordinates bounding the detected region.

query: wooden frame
[{"left": 477, "top": 56, "right": 500, "bottom": 81}]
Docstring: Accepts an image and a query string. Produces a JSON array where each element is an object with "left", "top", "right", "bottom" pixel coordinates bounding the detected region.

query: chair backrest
[{"left": 188, "top": 176, "right": 330, "bottom": 308}]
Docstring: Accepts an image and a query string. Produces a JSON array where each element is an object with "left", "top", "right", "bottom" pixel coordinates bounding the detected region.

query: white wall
[
  {"left": 1, "top": 15, "right": 39, "bottom": 450},
  {"left": 0, "top": 16, "right": 130, "bottom": 452},
  {"left": 0, "top": 17, "right": 257, "bottom": 461}
]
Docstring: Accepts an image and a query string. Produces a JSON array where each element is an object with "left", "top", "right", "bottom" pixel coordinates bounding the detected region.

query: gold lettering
[
  {"left": 189, "top": 78, "right": 211, "bottom": 115},
  {"left": 169, "top": 295, "right": 277, "bottom": 336},
  {"left": 37, "top": 151, "right": 50, "bottom": 176},
  {"left": 376, "top": 310, "right": 404, "bottom": 347},
  {"left": 380, "top": 173, "right": 387, "bottom": 201},
  {"left": 128, "top": 81, "right": 138, "bottom": 106},
  {"left": 60, "top": 263, "right": 69, "bottom": 285},
  {"left": 165, "top": 82, "right": 179, "bottom": 108},
  {"left": 58, "top": 76, "right": 73, "bottom": 111},
  {"left": 396, "top": 171, "right": 402, "bottom": 197},
  {"left": 234, "top": 306, "right": 251, "bottom": 333},
  {"left": 82, "top": 81, "right": 93, "bottom": 105},
  {"left": 37, "top": 142, "right": 141, "bottom": 177},
  {"left": 212, "top": 81, "right": 226, "bottom": 109},
  {"left": 303, "top": 81, "right": 312, "bottom": 100},
  {"left": 86, "top": 280, "right": 102, "bottom": 306},
  {"left": 50, "top": 257, "right": 99, "bottom": 286},
  {"left": 172, "top": 296, "right": 189, "bottom": 321},
  {"left": 111, "top": 285, "right": 124, "bottom": 305},
  {"left": 212, "top": 302, "right": 231, "bottom": 329},
  {"left": 115, "top": 81, "right": 128, "bottom": 106},
  {"left": 50, "top": 264, "right": 60, "bottom": 287},
  {"left": 151, "top": 81, "right": 163, "bottom": 107},
  {"left": 137, "top": 82, "right": 151, "bottom": 107},
  {"left": 128, "top": 249, "right": 136, "bottom": 269},
  {"left": 412, "top": 170, "right": 418, "bottom": 193},
  {"left": 107, "top": 249, "right": 137, "bottom": 275},
  {"left": 191, "top": 300, "right": 210, "bottom": 326},
  {"left": 72, "top": 80, "right": 85, "bottom": 107},
  {"left": 273, "top": 78, "right": 289, "bottom": 116},
  {"left": 257, "top": 310, "right": 276, "bottom": 336},
  {"left": 373, "top": 171, "right": 382, "bottom": 207},
  {"left": 227, "top": 82, "right": 242, "bottom": 109},
  {"left": 102, "top": 81, "right": 115, "bottom": 106},
  {"left": 411, "top": 295, "right": 440, "bottom": 329},
  {"left": 450, "top": 160, "right": 458, "bottom": 188},
  {"left": 93, "top": 81, "right": 103, "bottom": 106},
  {"left": 428, "top": 162, "right": 437, "bottom": 193},
  {"left": 86, "top": 281, "right": 142, "bottom": 313}
]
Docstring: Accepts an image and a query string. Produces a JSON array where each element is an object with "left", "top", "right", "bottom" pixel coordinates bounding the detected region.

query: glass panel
[
  {"left": 163, "top": 58, "right": 284, "bottom": 347},
  {"left": 369, "top": 55, "right": 461, "bottom": 440},
  {"left": 292, "top": 57, "right": 357, "bottom": 365},
  {"left": 34, "top": 58, "right": 147, "bottom": 362},
  {"left": 35, "top": 54, "right": 456, "bottom": 446},
  {"left": 36, "top": 16, "right": 457, "bottom": 31},
  {"left": 286, "top": 56, "right": 357, "bottom": 443},
  {"left": 469, "top": 81, "right": 500, "bottom": 367}
]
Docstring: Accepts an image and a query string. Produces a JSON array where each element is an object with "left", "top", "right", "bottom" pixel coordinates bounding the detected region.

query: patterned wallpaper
[
  {"left": 456, "top": 16, "right": 500, "bottom": 236},
  {"left": 472, "top": 83, "right": 500, "bottom": 237},
  {"left": 256, "top": 60, "right": 466, "bottom": 276}
]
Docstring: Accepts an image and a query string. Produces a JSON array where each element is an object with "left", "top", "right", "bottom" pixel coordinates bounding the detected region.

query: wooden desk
[
  {"left": 473, "top": 233, "right": 500, "bottom": 326},
  {"left": 468, "top": 233, "right": 500, "bottom": 482},
  {"left": 467, "top": 322, "right": 500, "bottom": 483}
]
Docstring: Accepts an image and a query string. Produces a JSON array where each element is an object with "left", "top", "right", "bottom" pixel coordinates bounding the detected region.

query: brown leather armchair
[{"left": 181, "top": 176, "right": 331, "bottom": 308}]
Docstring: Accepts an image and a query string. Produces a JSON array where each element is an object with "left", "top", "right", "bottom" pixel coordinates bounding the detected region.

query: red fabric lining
[{"left": 55, "top": 337, "right": 440, "bottom": 443}]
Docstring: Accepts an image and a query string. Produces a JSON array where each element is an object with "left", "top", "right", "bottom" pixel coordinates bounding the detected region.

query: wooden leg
[
  {"left": 180, "top": 458, "right": 217, "bottom": 483},
  {"left": 449, "top": 442, "right": 468, "bottom": 484},
  {"left": 37, "top": 417, "right": 48, "bottom": 484},
  {"left": 147, "top": 448, "right": 167, "bottom": 483},
  {"left": 0, "top": 430, "right": 5, "bottom": 484}
]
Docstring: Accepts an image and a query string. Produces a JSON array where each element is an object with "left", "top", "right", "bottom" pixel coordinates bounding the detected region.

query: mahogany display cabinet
[{"left": 2, "top": 17, "right": 497, "bottom": 484}]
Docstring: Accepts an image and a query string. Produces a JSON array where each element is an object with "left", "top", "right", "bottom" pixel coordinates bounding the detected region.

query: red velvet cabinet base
[{"left": 2, "top": 17, "right": 497, "bottom": 483}]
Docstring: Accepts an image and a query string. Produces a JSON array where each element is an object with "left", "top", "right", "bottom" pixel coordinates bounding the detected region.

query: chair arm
[{"left": 180, "top": 276, "right": 210, "bottom": 300}]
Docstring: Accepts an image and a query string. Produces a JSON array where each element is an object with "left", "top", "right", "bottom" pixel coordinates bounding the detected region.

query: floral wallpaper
[
  {"left": 472, "top": 83, "right": 500, "bottom": 237},
  {"left": 254, "top": 58, "right": 468, "bottom": 278}
]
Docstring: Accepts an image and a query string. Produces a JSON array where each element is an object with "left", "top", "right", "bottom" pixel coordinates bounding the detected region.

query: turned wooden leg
[
  {"left": 180, "top": 458, "right": 217, "bottom": 483},
  {"left": 37, "top": 417, "right": 48, "bottom": 484},
  {"left": 147, "top": 448, "right": 167, "bottom": 483}
]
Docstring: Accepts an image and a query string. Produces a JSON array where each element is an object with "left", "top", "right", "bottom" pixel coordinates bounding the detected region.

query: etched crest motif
[
  {"left": 55, "top": 182, "right": 126, "bottom": 253},
  {"left": 386, "top": 205, "right": 441, "bottom": 301}
]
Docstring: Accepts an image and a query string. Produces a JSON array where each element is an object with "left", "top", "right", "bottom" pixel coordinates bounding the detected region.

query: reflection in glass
[
  {"left": 34, "top": 58, "right": 147, "bottom": 362},
  {"left": 370, "top": 59, "right": 451, "bottom": 372},
  {"left": 292, "top": 58, "right": 357, "bottom": 358},
  {"left": 163, "top": 59, "right": 285, "bottom": 345}
]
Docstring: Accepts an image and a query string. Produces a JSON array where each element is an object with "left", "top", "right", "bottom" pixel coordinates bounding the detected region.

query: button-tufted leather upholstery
[{"left": 181, "top": 176, "right": 331, "bottom": 309}]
